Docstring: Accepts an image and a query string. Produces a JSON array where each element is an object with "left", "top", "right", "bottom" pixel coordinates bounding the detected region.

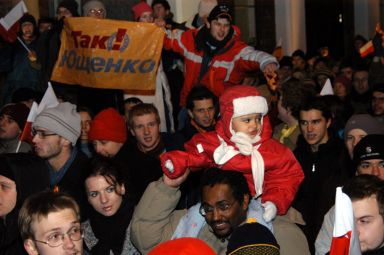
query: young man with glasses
[
  {"left": 19, "top": 191, "right": 84, "bottom": 255},
  {"left": 32, "top": 102, "right": 89, "bottom": 219}
]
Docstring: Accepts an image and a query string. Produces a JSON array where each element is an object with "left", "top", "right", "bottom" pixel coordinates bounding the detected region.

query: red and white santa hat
[{"left": 219, "top": 85, "right": 268, "bottom": 137}]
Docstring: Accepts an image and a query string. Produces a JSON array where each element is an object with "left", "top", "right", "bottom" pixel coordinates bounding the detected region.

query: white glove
[
  {"left": 164, "top": 159, "right": 175, "bottom": 173},
  {"left": 262, "top": 201, "right": 277, "bottom": 222}
]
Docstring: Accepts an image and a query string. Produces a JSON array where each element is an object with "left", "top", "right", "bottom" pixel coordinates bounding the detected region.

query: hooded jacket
[
  {"left": 161, "top": 86, "right": 304, "bottom": 215},
  {"left": 0, "top": 154, "right": 50, "bottom": 255},
  {"left": 163, "top": 26, "right": 277, "bottom": 106}
]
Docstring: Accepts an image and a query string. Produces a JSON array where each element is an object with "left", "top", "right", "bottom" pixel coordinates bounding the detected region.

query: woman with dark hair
[
  {"left": 82, "top": 156, "right": 138, "bottom": 254},
  {"left": 0, "top": 153, "right": 49, "bottom": 255}
]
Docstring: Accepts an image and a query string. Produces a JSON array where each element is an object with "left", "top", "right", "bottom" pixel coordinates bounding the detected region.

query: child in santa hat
[{"left": 161, "top": 85, "right": 304, "bottom": 222}]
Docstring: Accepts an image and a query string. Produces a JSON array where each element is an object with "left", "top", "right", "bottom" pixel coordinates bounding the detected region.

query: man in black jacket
[
  {"left": 32, "top": 102, "right": 89, "bottom": 220},
  {"left": 293, "top": 96, "right": 349, "bottom": 253}
]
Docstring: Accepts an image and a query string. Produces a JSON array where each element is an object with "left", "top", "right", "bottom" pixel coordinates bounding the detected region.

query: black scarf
[
  {"left": 89, "top": 195, "right": 134, "bottom": 255},
  {"left": 195, "top": 26, "right": 234, "bottom": 80}
]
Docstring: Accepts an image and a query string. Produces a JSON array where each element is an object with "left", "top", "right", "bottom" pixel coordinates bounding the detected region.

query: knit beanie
[
  {"left": 227, "top": 223, "right": 280, "bottom": 255},
  {"left": 0, "top": 162, "right": 15, "bottom": 183},
  {"left": 20, "top": 14, "right": 37, "bottom": 27},
  {"left": 58, "top": 0, "right": 79, "bottom": 17},
  {"left": 88, "top": 108, "right": 127, "bottom": 143},
  {"left": 344, "top": 114, "right": 384, "bottom": 139},
  {"left": 372, "top": 83, "right": 384, "bottom": 93},
  {"left": 353, "top": 134, "right": 384, "bottom": 165},
  {"left": 0, "top": 103, "right": 30, "bottom": 130},
  {"left": 132, "top": 2, "right": 153, "bottom": 21},
  {"left": 151, "top": 0, "right": 171, "bottom": 10},
  {"left": 83, "top": 0, "right": 107, "bottom": 16},
  {"left": 148, "top": 238, "right": 216, "bottom": 255},
  {"left": 208, "top": 4, "right": 232, "bottom": 23},
  {"left": 33, "top": 102, "right": 81, "bottom": 146},
  {"left": 198, "top": 0, "right": 217, "bottom": 18}
]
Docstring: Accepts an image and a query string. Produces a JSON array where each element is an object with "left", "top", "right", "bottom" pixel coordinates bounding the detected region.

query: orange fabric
[{"left": 52, "top": 17, "right": 164, "bottom": 93}]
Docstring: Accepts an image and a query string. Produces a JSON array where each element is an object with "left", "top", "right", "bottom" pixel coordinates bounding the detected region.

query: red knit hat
[
  {"left": 88, "top": 108, "right": 127, "bottom": 143},
  {"left": 148, "top": 238, "right": 216, "bottom": 255},
  {"left": 132, "top": 2, "right": 153, "bottom": 21}
]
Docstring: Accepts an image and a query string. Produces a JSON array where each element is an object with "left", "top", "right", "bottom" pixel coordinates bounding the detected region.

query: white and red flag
[
  {"left": 16, "top": 83, "right": 59, "bottom": 152},
  {"left": 329, "top": 187, "right": 361, "bottom": 255},
  {"left": 359, "top": 41, "right": 374, "bottom": 58},
  {"left": 0, "top": 1, "right": 28, "bottom": 43}
]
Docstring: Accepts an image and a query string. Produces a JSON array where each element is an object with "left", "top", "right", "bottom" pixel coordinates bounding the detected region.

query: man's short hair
[
  {"left": 200, "top": 168, "right": 250, "bottom": 204},
  {"left": 151, "top": 0, "right": 171, "bottom": 10},
  {"left": 124, "top": 97, "right": 143, "bottom": 105},
  {"left": 342, "top": 174, "right": 384, "bottom": 217},
  {"left": 299, "top": 96, "right": 332, "bottom": 121},
  {"left": 292, "top": 49, "right": 306, "bottom": 60},
  {"left": 186, "top": 86, "right": 218, "bottom": 111},
  {"left": 281, "top": 78, "right": 316, "bottom": 119},
  {"left": 128, "top": 103, "right": 160, "bottom": 128},
  {"left": 18, "top": 191, "right": 80, "bottom": 240}
]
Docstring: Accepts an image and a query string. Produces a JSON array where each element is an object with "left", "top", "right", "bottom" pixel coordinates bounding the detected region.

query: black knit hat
[
  {"left": 0, "top": 103, "right": 30, "bottom": 130},
  {"left": 58, "top": 0, "right": 79, "bottom": 17},
  {"left": 353, "top": 134, "right": 384, "bottom": 164},
  {"left": 227, "top": 223, "right": 280, "bottom": 255},
  {"left": 372, "top": 83, "right": 384, "bottom": 93},
  {"left": 20, "top": 14, "right": 36, "bottom": 27},
  {"left": 151, "top": 0, "right": 171, "bottom": 10},
  {"left": 208, "top": 4, "right": 232, "bottom": 23}
]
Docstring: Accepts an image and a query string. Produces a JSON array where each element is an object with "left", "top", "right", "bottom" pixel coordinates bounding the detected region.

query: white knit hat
[{"left": 33, "top": 102, "right": 81, "bottom": 146}]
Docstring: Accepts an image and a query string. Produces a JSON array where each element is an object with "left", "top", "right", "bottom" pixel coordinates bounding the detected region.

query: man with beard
[
  {"left": 162, "top": 4, "right": 277, "bottom": 108},
  {"left": 131, "top": 168, "right": 308, "bottom": 255},
  {"left": 32, "top": 102, "right": 89, "bottom": 219}
]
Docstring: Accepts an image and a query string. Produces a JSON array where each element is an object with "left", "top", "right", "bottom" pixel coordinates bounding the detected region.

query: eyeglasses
[
  {"left": 88, "top": 9, "right": 105, "bottom": 15},
  {"left": 31, "top": 129, "right": 58, "bottom": 138},
  {"left": 199, "top": 200, "right": 236, "bottom": 216},
  {"left": 34, "top": 226, "right": 83, "bottom": 248}
]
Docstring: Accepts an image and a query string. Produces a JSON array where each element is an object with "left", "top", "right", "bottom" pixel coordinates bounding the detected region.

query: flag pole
[
  {"left": 16, "top": 36, "right": 31, "bottom": 53},
  {"left": 15, "top": 140, "right": 22, "bottom": 153}
]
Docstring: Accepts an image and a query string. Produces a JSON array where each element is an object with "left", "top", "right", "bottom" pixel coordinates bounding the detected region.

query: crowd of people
[{"left": 0, "top": 0, "right": 384, "bottom": 254}]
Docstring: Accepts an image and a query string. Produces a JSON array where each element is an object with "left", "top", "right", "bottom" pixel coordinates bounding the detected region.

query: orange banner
[{"left": 51, "top": 17, "right": 164, "bottom": 94}]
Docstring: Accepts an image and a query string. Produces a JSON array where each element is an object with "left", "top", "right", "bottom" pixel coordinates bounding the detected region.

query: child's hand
[
  {"left": 163, "top": 169, "right": 190, "bottom": 188},
  {"left": 160, "top": 151, "right": 189, "bottom": 179},
  {"left": 262, "top": 201, "right": 277, "bottom": 222}
]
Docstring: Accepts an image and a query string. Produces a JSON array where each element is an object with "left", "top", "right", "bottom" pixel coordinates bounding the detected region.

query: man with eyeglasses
[
  {"left": 82, "top": 0, "right": 107, "bottom": 19},
  {"left": 19, "top": 191, "right": 84, "bottom": 255},
  {"left": 131, "top": 168, "right": 249, "bottom": 254},
  {"left": 131, "top": 168, "right": 308, "bottom": 255},
  {"left": 32, "top": 102, "right": 90, "bottom": 220}
]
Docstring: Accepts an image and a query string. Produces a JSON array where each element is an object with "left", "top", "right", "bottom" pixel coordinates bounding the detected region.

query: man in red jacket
[{"left": 163, "top": 4, "right": 278, "bottom": 107}]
